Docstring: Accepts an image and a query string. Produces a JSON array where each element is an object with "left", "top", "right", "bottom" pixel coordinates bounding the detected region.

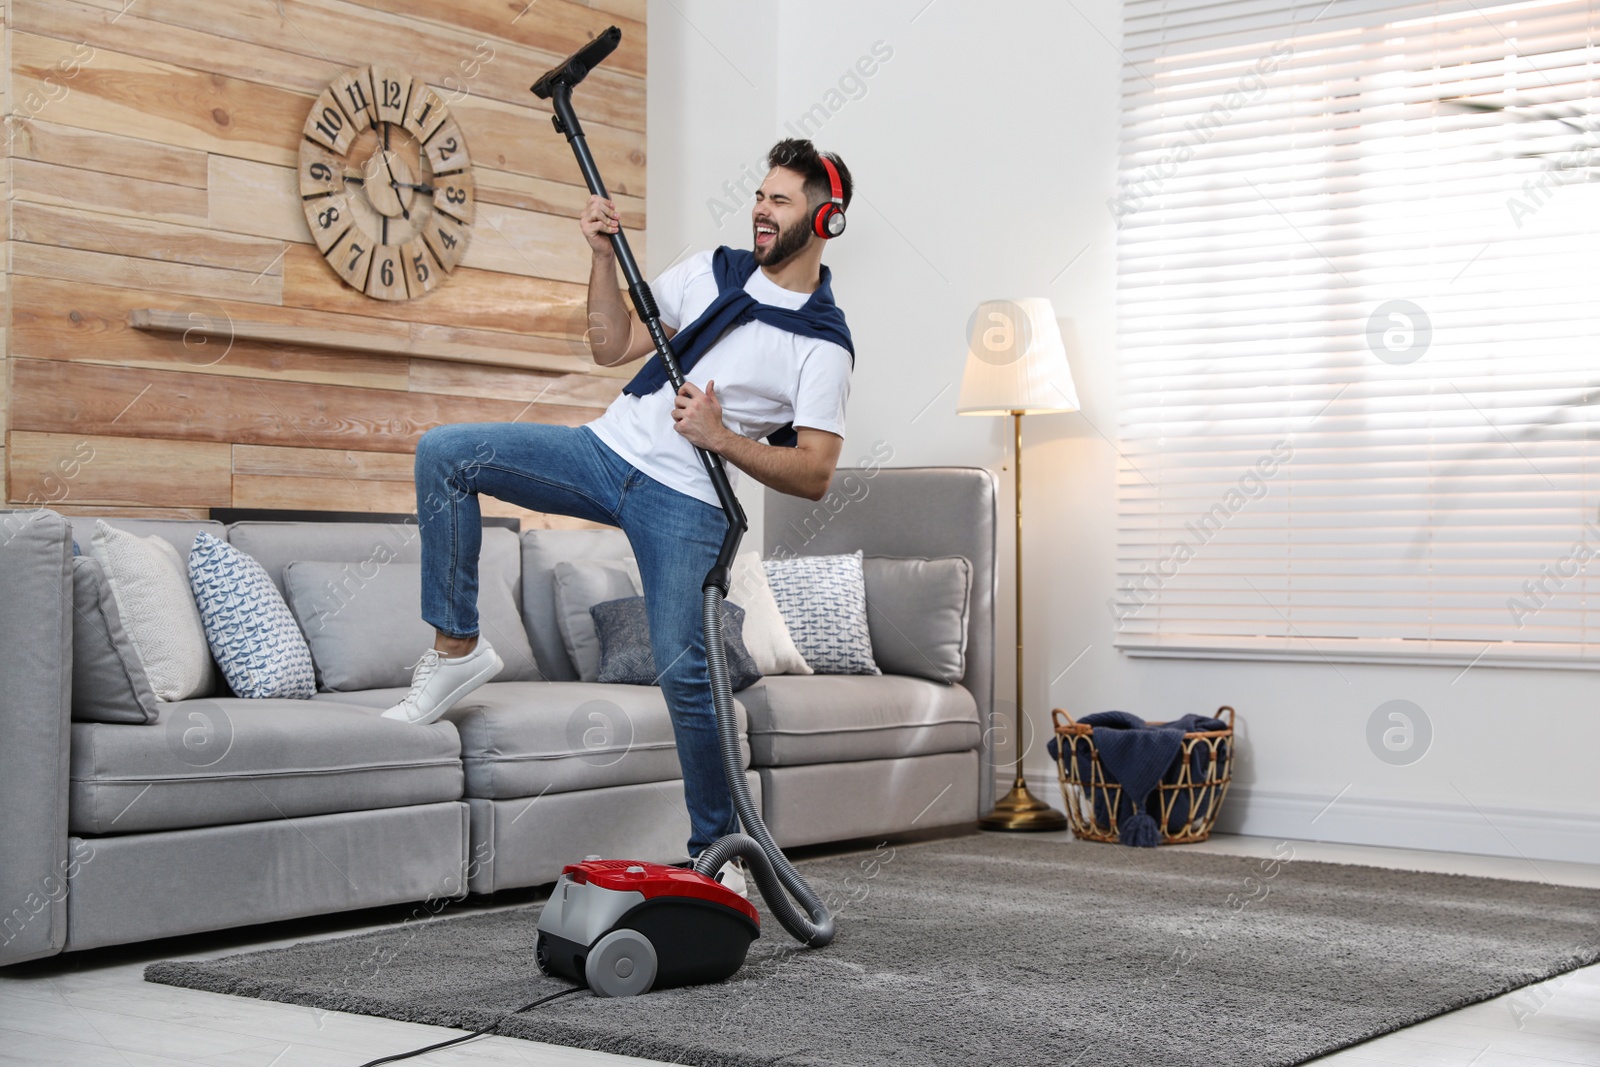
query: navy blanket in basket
[{"left": 1046, "top": 711, "right": 1230, "bottom": 847}]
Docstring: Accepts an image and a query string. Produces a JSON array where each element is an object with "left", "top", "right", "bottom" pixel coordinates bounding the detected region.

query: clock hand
[
  {"left": 378, "top": 148, "right": 411, "bottom": 221},
  {"left": 389, "top": 181, "right": 435, "bottom": 194}
]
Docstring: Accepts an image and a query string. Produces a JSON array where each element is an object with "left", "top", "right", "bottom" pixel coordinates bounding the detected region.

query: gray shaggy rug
[{"left": 145, "top": 833, "right": 1600, "bottom": 1067}]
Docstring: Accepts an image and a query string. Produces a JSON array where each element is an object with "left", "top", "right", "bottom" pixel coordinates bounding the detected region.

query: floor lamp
[{"left": 958, "top": 298, "right": 1078, "bottom": 832}]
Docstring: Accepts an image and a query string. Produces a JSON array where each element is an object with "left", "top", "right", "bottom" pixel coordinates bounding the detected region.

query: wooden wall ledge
[{"left": 128, "top": 309, "right": 632, "bottom": 379}]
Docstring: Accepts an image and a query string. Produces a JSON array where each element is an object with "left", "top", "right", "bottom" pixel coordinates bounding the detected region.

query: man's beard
[{"left": 753, "top": 217, "right": 810, "bottom": 267}]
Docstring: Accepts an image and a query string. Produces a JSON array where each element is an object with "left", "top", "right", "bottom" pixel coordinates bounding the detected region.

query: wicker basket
[{"left": 1050, "top": 706, "right": 1236, "bottom": 845}]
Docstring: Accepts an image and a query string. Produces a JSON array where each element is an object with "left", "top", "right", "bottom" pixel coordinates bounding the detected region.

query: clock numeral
[
  {"left": 343, "top": 80, "right": 370, "bottom": 117},
  {"left": 301, "top": 191, "right": 351, "bottom": 254},
  {"left": 433, "top": 173, "right": 474, "bottom": 225},
  {"left": 425, "top": 211, "right": 469, "bottom": 274},
  {"left": 366, "top": 243, "right": 410, "bottom": 301},
  {"left": 313, "top": 106, "right": 343, "bottom": 143},
  {"left": 403, "top": 85, "right": 447, "bottom": 142},
  {"left": 426, "top": 119, "right": 470, "bottom": 175},
  {"left": 401, "top": 239, "right": 439, "bottom": 299},
  {"left": 369, "top": 66, "right": 412, "bottom": 126},
  {"left": 303, "top": 87, "right": 357, "bottom": 153},
  {"left": 298, "top": 140, "right": 347, "bottom": 200},
  {"left": 330, "top": 230, "right": 373, "bottom": 292},
  {"left": 329, "top": 68, "right": 375, "bottom": 134}
]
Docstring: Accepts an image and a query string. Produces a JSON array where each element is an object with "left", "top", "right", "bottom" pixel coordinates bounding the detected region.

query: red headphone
[{"left": 811, "top": 155, "right": 847, "bottom": 239}]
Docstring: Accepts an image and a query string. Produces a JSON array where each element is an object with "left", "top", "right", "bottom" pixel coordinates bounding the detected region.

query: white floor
[{"left": 1, "top": 833, "right": 1596, "bottom": 1067}]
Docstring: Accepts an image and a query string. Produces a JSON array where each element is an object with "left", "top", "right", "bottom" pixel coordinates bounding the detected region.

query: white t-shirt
[{"left": 586, "top": 250, "right": 853, "bottom": 508}]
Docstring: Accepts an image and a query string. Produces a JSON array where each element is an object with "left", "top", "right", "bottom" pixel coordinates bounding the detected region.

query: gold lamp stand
[{"left": 979, "top": 411, "right": 1067, "bottom": 832}]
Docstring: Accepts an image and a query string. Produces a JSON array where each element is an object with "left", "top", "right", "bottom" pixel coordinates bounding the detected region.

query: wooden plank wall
[{"left": 2, "top": 0, "right": 645, "bottom": 528}]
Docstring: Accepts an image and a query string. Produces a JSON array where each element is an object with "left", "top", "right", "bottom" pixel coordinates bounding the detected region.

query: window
[{"left": 1112, "top": 0, "right": 1600, "bottom": 668}]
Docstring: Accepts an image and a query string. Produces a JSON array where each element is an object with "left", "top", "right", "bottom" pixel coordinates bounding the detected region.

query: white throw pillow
[
  {"left": 89, "top": 521, "right": 213, "bottom": 701},
  {"left": 189, "top": 532, "right": 315, "bottom": 699},
  {"left": 762, "top": 551, "right": 881, "bottom": 676},
  {"left": 727, "top": 551, "right": 811, "bottom": 675}
]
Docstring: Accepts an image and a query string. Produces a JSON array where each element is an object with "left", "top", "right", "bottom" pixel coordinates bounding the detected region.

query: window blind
[{"left": 1112, "top": 0, "right": 1600, "bottom": 668}]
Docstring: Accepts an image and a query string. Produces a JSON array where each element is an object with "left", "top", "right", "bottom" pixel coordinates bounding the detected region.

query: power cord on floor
[{"left": 356, "top": 986, "right": 587, "bottom": 1066}]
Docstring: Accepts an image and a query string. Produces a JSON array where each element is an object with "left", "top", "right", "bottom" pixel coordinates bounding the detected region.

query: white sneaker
[
  {"left": 708, "top": 857, "right": 748, "bottom": 900},
  {"left": 381, "top": 639, "right": 502, "bottom": 726}
]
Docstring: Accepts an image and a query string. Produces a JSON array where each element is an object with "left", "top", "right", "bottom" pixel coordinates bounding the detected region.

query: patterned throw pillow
[
  {"left": 762, "top": 551, "right": 881, "bottom": 675},
  {"left": 591, "top": 596, "right": 762, "bottom": 691},
  {"left": 189, "top": 532, "right": 315, "bottom": 699}
]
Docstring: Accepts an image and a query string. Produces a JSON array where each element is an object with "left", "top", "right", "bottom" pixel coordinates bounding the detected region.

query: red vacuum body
[{"left": 534, "top": 859, "right": 760, "bottom": 997}]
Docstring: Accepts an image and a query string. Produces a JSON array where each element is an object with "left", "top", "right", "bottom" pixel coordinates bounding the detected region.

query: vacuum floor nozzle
[{"left": 531, "top": 25, "right": 622, "bottom": 99}]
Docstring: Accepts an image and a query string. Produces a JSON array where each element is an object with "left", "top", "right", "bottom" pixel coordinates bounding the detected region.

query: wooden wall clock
[{"left": 298, "top": 66, "right": 474, "bottom": 301}]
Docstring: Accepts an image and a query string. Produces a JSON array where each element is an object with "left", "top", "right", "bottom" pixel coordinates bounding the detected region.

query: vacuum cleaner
[{"left": 528, "top": 27, "right": 836, "bottom": 999}]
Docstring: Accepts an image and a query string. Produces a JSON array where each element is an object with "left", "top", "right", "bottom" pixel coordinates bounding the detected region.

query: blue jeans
[{"left": 414, "top": 422, "right": 738, "bottom": 856}]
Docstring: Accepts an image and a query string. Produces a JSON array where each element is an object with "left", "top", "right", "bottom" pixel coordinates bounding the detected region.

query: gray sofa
[{"left": 0, "top": 467, "right": 996, "bottom": 965}]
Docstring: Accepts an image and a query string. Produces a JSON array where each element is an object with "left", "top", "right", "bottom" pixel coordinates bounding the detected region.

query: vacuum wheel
[
  {"left": 534, "top": 933, "right": 552, "bottom": 976},
  {"left": 584, "top": 928, "right": 658, "bottom": 998}
]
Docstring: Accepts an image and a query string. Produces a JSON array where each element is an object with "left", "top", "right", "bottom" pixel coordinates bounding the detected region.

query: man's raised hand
[{"left": 580, "top": 194, "right": 621, "bottom": 255}]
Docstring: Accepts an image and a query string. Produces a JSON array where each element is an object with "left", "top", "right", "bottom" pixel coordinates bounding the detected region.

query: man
[{"left": 386, "top": 139, "right": 855, "bottom": 884}]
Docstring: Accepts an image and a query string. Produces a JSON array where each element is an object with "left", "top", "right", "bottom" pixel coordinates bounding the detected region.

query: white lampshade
[{"left": 955, "top": 297, "right": 1080, "bottom": 415}]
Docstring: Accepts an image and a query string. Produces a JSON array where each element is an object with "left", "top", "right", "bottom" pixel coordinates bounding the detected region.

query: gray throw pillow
[
  {"left": 552, "top": 558, "right": 642, "bottom": 682},
  {"left": 591, "top": 596, "right": 761, "bottom": 692},
  {"left": 70, "top": 556, "right": 161, "bottom": 724},
  {"left": 282, "top": 561, "right": 540, "bottom": 691},
  {"left": 861, "top": 555, "right": 973, "bottom": 684}
]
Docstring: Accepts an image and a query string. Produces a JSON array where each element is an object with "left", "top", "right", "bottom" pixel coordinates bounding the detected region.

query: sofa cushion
[
  {"left": 521, "top": 529, "right": 632, "bottom": 681},
  {"left": 282, "top": 561, "right": 538, "bottom": 691},
  {"left": 862, "top": 555, "right": 972, "bottom": 684},
  {"left": 314, "top": 681, "right": 751, "bottom": 800},
  {"left": 224, "top": 519, "right": 430, "bottom": 595},
  {"left": 88, "top": 520, "right": 215, "bottom": 701},
  {"left": 552, "top": 558, "right": 641, "bottom": 682},
  {"left": 763, "top": 551, "right": 880, "bottom": 675},
  {"left": 739, "top": 674, "right": 980, "bottom": 766},
  {"left": 70, "top": 556, "right": 161, "bottom": 724},
  {"left": 189, "top": 532, "right": 316, "bottom": 700},
  {"left": 69, "top": 698, "right": 461, "bottom": 834},
  {"left": 225, "top": 522, "right": 538, "bottom": 681}
]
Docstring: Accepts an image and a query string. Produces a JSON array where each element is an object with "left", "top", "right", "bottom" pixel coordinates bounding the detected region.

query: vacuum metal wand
[{"left": 534, "top": 29, "right": 833, "bottom": 950}]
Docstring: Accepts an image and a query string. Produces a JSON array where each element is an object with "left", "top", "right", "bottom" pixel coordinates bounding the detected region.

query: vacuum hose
[{"left": 693, "top": 586, "right": 835, "bottom": 948}]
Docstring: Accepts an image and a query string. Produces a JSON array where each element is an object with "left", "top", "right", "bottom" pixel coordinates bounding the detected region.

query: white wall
[{"left": 650, "top": 1, "right": 1600, "bottom": 864}]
